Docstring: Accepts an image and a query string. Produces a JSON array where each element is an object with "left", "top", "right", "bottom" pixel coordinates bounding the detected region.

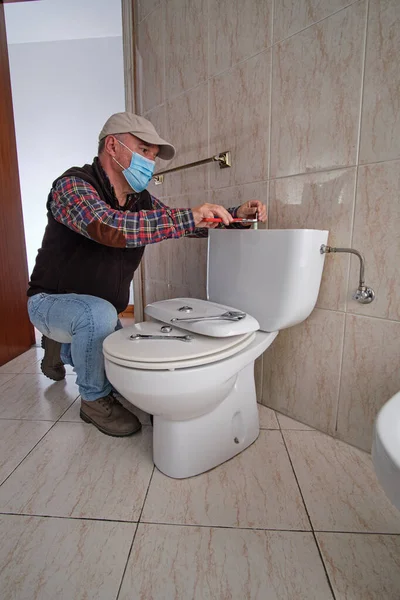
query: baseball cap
[{"left": 99, "top": 112, "right": 175, "bottom": 160}]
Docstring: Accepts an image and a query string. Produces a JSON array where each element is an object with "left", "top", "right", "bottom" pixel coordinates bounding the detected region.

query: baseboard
[{"left": 119, "top": 304, "right": 134, "bottom": 318}]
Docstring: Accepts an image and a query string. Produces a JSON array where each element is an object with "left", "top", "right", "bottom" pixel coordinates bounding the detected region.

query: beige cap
[{"left": 99, "top": 112, "right": 175, "bottom": 160}]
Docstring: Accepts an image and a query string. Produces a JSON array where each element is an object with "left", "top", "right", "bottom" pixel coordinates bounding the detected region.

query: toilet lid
[{"left": 103, "top": 321, "right": 255, "bottom": 368}]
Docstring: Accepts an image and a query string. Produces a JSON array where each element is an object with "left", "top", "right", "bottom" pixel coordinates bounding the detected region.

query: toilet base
[{"left": 153, "top": 362, "right": 259, "bottom": 478}]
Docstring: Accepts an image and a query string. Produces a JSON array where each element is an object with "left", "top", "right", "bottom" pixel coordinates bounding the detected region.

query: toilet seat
[{"left": 103, "top": 321, "right": 256, "bottom": 370}]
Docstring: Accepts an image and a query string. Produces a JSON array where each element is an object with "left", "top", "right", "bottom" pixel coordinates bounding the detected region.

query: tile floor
[{"left": 0, "top": 334, "right": 400, "bottom": 599}]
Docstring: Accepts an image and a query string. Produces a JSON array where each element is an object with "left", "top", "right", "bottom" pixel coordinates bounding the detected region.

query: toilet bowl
[
  {"left": 372, "top": 391, "right": 400, "bottom": 511},
  {"left": 104, "top": 228, "right": 328, "bottom": 478}
]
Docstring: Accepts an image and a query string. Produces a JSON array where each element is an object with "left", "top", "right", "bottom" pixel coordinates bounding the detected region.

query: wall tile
[
  {"left": 274, "top": 0, "right": 355, "bottom": 42},
  {"left": 210, "top": 51, "right": 270, "bottom": 188},
  {"left": 263, "top": 308, "right": 345, "bottom": 435},
  {"left": 269, "top": 168, "right": 356, "bottom": 311},
  {"left": 144, "top": 104, "right": 170, "bottom": 199},
  {"left": 348, "top": 160, "right": 400, "bottom": 320},
  {"left": 169, "top": 237, "right": 208, "bottom": 296},
  {"left": 136, "top": 0, "right": 161, "bottom": 23},
  {"left": 360, "top": 0, "right": 400, "bottom": 164},
  {"left": 137, "top": 3, "right": 165, "bottom": 114},
  {"left": 166, "top": 0, "right": 208, "bottom": 98},
  {"left": 337, "top": 314, "right": 400, "bottom": 452},
  {"left": 164, "top": 83, "right": 209, "bottom": 197},
  {"left": 210, "top": 180, "right": 269, "bottom": 213},
  {"left": 271, "top": 1, "right": 366, "bottom": 178},
  {"left": 209, "top": 0, "right": 272, "bottom": 76},
  {"left": 142, "top": 238, "right": 169, "bottom": 284},
  {"left": 143, "top": 280, "right": 170, "bottom": 308}
]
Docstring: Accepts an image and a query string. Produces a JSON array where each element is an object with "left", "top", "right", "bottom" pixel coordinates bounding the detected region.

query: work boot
[
  {"left": 80, "top": 394, "right": 142, "bottom": 437},
  {"left": 41, "top": 335, "right": 66, "bottom": 381}
]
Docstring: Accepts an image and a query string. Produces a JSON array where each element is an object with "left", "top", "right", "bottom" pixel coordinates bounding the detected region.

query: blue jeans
[{"left": 27, "top": 293, "right": 121, "bottom": 401}]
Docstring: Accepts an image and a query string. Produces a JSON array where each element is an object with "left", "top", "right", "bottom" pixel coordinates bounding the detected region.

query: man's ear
[{"left": 104, "top": 135, "right": 119, "bottom": 156}]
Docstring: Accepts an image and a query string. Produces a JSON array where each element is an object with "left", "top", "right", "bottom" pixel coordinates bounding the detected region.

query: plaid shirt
[{"left": 50, "top": 176, "right": 241, "bottom": 248}]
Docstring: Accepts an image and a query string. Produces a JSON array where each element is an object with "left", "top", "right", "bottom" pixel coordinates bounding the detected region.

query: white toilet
[
  {"left": 103, "top": 229, "right": 328, "bottom": 478},
  {"left": 372, "top": 391, "right": 400, "bottom": 511}
]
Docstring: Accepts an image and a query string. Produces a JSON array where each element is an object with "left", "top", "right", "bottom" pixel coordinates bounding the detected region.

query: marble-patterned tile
[
  {"left": 263, "top": 308, "right": 345, "bottom": 435},
  {"left": 168, "top": 237, "right": 208, "bottom": 296},
  {"left": 284, "top": 430, "right": 400, "bottom": 533},
  {"left": 337, "top": 314, "right": 400, "bottom": 452},
  {"left": 137, "top": 3, "right": 165, "bottom": 114},
  {"left": 142, "top": 430, "right": 309, "bottom": 529},
  {"left": 271, "top": 2, "right": 366, "bottom": 178},
  {"left": 0, "top": 423, "right": 154, "bottom": 520},
  {"left": 258, "top": 403, "right": 279, "bottom": 429},
  {"left": 317, "top": 532, "right": 400, "bottom": 600},
  {"left": 210, "top": 180, "right": 269, "bottom": 213},
  {"left": 276, "top": 413, "right": 314, "bottom": 430},
  {"left": 0, "top": 515, "right": 135, "bottom": 600},
  {"left": 166, "top": 0, "right": 207, "bottom": 98},
  {"left": 210, "top": 50, "right": 270, "bottom": 188},
  {"left": 136, "top": 0, "right": 161, "bottom": 23},
  {"left": 142, "top": 237, "right": 169, "bottom": 283},
  {"left": 0, "top": 346, "right": 43, "bottom": 374},
  {"left": 0, "top": 420, "right": 52, "bottom": 485},
  {"left": 60, "top": 395, "right": 153, "bottom": 426},
  {"left": 274, "top": 0, "right": 355, "bottom": 42},
  {"left": 165, "top": 83, "right": 209, "bottom": 197},
  {"left": 0, "top": 374, "right": 78, "bottom": 421},
  {"left": 269, "top": 168, "right": 356, "bottom": 311},
  {"left": 0, "top": 373, "right": 16, "bottom": 387},
  {"left": 348, "top": 161, "right": 400, "bottom": 321},
  {"left": 143, "top": 279, "right": 170, "bottom": 308},
  {"left": 145, "top": 103, "right": 170, "bottom": 199},
  {"left": 119, "top": 524, "right": 334, "bottom": 600},
  {"left": 209, "top": 0, "right": 272, "bottom": 76},
  {"left": 360, "top": 0, "right": 400, "bottom": 164}
]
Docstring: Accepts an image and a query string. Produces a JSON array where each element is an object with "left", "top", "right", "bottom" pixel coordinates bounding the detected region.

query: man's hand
[
  {"left": 236, "top": 200, "right": 267, "bottom": 223},
  {"left": 192, "top": 203, "right": 233, "bottom": 228}
]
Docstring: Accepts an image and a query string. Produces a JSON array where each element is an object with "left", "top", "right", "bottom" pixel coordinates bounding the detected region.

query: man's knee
[{"left": 74, "top": 296, "right": 118, "bottom": 337}]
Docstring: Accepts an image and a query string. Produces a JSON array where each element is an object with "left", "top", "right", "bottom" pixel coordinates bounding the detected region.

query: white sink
[{"left": 372, "top": 391, "right": 400, "bottom": 511}]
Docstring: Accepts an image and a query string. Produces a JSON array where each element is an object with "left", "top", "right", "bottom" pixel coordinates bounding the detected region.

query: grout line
[
  {"left": 312, "top": 530, "right": 337, "bottom": 599},
  {"left": 115, "top": 465, "right": 156, "bottom": 600},
  {"left": 267, "top": 0, "right": 274, "bottom": 183},
  {"left": 279, "top": 430, "right": 314, "bottom": 531},
  {"left": 2, "top": 511, "right": 397, "bottom": 537},
  {"left": 334, "top": 310, "right": 348, "bottom": 432}
]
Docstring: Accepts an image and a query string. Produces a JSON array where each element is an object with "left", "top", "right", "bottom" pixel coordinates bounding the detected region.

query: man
[{"left": 27, "top": 112, "right": 267, "bottom": 437}]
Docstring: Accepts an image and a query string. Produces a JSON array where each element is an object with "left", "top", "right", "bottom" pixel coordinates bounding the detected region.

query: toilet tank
[{"left": 207, "top": 229, "right": 328, "bottom": 332}]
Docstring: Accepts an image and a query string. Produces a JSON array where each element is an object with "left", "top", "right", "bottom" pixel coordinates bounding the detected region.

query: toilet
[
  {"left": 372, "top": 391, "right": 400, "bottom": 511},
  {"left": 103, "top": 229, "right": 328, "bottom": 478}
]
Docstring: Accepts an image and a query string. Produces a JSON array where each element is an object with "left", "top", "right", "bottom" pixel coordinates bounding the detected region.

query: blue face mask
[{"left": 113, "top": 140, "right": 155, "bottom": 192}]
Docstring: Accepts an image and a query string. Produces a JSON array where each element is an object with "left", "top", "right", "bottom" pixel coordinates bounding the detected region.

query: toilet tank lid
[{"left": 145, "top": 298, "right": 260, "bottom": 338}]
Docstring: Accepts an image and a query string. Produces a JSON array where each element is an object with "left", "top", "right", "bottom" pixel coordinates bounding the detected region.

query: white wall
[
  {"left": 5, "top": 0, "right": 132, "bottom": 302},
  {"left": 8, "top": 36, "right": 125, "bottom": 275}
]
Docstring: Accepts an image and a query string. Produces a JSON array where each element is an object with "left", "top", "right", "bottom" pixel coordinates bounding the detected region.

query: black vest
[{"left": 27, "top": 157, "right": 152, "bottom": 313}]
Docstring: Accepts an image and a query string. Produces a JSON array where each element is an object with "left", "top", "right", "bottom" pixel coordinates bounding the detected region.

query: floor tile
[
  {"left": 283, "top": 430, "right": 400, "bottom": 533},
  {"left": 0, "top": 374, "right": 79, "bottom": 421},
  {"left": 142, "top": 431, "right": 310, "bottom": 529},
  {"left": 0, "top": 347, "right": 43, "bottom": 374},
  {"left": 277, "top": 413, "right": 314, "bottom": 430},
  {"left": 316, "top": 532, "right": 400, "bottom": 600},
  {"left": 119, "top": 524, "right": 334, "bottom": 600},
  {"left": 0, "top": 423, "right": 153, "bottom": 521},
  {"left": 258, "top": 403, "right": 279, "bottom": 429},
  {"left": 0, "top": 514, "right": 135, "bottom": 600},
  {"left": 0, "top": 420, "right": 53, "bottom": 485},
  {"left": 0, "top": 374, "right": 16, "bottom": 387},
  {"left": 60, "top": 395, "right": 152, "bottom": 426}
]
